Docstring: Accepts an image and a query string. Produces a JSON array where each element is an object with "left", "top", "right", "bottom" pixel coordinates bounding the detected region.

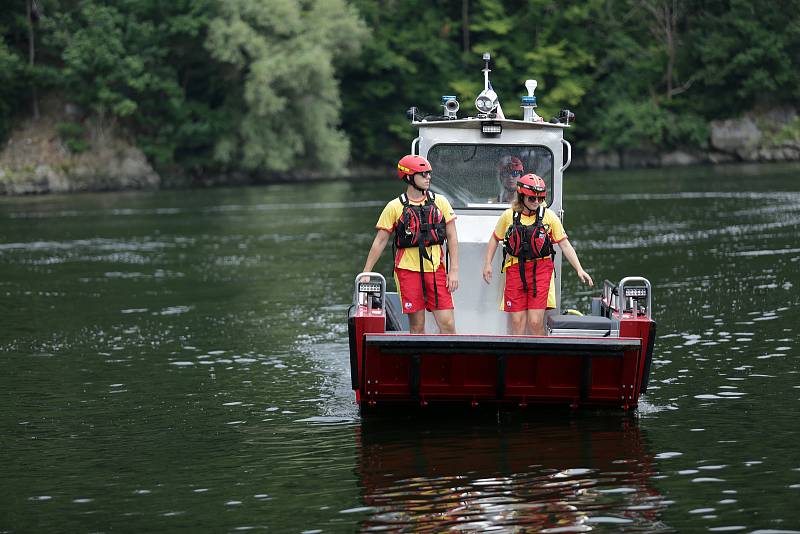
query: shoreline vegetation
[
  {"left": 2, "top": 104, "right": 798, "bottom": 196},
  {"left": 2, "top": 1, "right": 799, "bottom": 195}
]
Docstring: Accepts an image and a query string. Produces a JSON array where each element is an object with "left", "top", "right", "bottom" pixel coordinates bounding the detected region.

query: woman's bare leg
[{"left": 526, "top": 309, "right": 546, "bottom": 335}]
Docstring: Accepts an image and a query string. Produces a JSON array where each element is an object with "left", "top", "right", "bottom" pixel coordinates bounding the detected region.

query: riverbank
[
  {"left": 573, "top": 106, "right": 800, "bottom": 169},
  {"left": 0, "top": 110, "right": 159, "bottom": 195},
  {"left": 2, "top": 107, "right": 799, "bottom": 195}
]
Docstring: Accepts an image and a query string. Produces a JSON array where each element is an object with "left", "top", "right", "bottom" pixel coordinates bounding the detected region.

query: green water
[{"left": 1, "top": 163, "right": 799, "bottom": 533}]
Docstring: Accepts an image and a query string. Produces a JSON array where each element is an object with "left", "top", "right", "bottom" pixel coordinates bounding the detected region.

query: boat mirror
[{"left": 559, "top": 109, "right": 576, "bottom": 125}]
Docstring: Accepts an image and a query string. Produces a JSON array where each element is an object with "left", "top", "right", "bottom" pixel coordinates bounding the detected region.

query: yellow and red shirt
[
  {"left": 376, "top": 194, "right": 456, "bottom": 272},
  {"left": 492, "top": 207, "right": 565, "bottom": 310}
]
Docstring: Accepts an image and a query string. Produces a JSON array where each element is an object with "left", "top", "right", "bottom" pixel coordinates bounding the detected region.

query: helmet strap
[
  {"left": 406, "top": 175, "right": 427, "bottom": 193},
  {"left": 519, "top": 194, "right": 539, "bottom": 215}
]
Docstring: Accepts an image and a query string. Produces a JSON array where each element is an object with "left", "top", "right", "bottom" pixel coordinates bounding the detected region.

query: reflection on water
[
  {"left": 1, "top": 165, "right": 799, "bottom": 532},
  {"left": 357, "top": 415, "right": 667, "bottom": 533}
]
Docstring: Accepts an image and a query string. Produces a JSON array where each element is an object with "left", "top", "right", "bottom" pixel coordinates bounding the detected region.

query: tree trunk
[
  {"left": 642, "top": 0, "right": 680, "bottom": 100},
  {"left": 27, "top": 0, "right": 40, "bottom": 119},
  {"left": 462, "top": 0, "right": 470, "bottom": 56}
]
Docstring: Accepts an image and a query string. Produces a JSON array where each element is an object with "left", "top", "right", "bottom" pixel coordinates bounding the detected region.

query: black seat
[
  {"left": 547, "top": 314, "right": 612, "bottom": 331},
  {"left": 385, "top": 292, "right": 410, "bottom": 332}
]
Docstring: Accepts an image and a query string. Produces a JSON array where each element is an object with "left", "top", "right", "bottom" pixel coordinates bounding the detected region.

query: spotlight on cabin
[
  {"left": 442, "top": 96, "right": 459, "bottom": 119},
  {"left": 475, "top": 90, "right": 498, "bottom": 115}
]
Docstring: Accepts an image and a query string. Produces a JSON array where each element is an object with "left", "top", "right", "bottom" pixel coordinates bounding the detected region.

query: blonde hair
[{"left": 511, "top": 193, "right": 524, "bottom": 213}]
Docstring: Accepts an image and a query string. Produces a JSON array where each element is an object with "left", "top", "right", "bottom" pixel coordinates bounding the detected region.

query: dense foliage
[{"left": 2, "top": 0, "right": 799, "bottom": 176}]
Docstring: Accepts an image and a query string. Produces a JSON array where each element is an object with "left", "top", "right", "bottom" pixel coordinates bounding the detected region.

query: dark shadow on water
[{"left": 355, "top": 411, "right": 673, "bottom": 532}]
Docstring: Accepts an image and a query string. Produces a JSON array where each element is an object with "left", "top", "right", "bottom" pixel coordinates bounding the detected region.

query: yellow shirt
[
  {"left": 376, "top": 193, "right": 456, "bottom": 272},
  {"left": 493, "top": 207, "right": 565, "bottom": 310}
]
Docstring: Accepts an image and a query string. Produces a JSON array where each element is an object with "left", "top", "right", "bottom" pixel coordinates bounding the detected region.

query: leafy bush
[{"left": 56, "top": 122, "right": 89, "bottom": 153}]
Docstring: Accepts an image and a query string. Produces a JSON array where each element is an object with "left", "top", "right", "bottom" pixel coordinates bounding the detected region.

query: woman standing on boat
[
  {"left": 482, "top": 173, "right": 592, "bottom": 335},
  {"left": 361, "top": 155, "right": 459, "bottom": 334}
]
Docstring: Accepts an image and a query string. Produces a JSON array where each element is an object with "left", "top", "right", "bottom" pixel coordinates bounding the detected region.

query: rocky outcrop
[
  {"left": 660, "top": 150, "right": 705, "bottom": 166},
  {"left": 0, "top": 108, "right": 159, "bottom": 195},
  {"left": 576, "top": 146, "right": 707, "bottom": 169},
  {"left": 574, "top": 107, "right": 800, "bottom": 169},
  {"left": 710, "top": 108, "right": 800, "bottom": 163},
  {"left": 709, "top": 116, "right": 763, "bottom": 156}
]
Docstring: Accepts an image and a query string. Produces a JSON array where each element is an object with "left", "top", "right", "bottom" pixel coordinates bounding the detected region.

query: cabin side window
[{"left": 427, "top": 144, "right": 554, "bottom": 208}]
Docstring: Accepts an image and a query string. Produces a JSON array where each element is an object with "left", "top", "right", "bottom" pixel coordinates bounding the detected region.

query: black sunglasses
[
  {"left": 510, "top": 170, "right": 523, "bottom": 177},
  {"left": 416, "top": 171, "right": 432, "bottom": 178}
]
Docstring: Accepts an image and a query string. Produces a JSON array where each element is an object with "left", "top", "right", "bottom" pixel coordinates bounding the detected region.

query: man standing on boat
[
  {"left": 361, "top": 155, "right": 459, "bottom": 334},
  {"left": 498, "top": 155, "right": 524, "bottom": 203},
  {"left": 482, "top": 173, "right": 592, "bottom": 335}
]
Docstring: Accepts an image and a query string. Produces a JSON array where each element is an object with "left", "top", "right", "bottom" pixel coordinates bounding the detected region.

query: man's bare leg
[
  {"left": 408, "top": 310, "right": 426, "bottom": 334},
  {"left": 510, "top": 311, "right": 527, "bottom": 335},
  {"left": 432, "top": 309, "right": 456, "bottom": 334}
]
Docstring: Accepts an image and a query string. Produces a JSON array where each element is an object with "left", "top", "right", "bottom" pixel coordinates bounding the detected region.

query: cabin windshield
[{"left": 427, "top": 144, "right": 554, "bottom": 208}]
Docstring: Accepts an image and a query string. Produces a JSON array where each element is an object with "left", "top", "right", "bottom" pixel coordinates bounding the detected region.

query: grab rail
[
  {"left": 354, "top": 272, "right": 386, "bottom": 310},
  {"left": 618, "top": 276, "right": 652, "bottom": 319},
  {"left": 560, "top": 138, "right": 572, "bottom": 172},
  {"left": 602, "top": 277, "right": 652, "bottom": 319},
  {"left": 411, "top": 137, "right": 421, "bottom": 156}
]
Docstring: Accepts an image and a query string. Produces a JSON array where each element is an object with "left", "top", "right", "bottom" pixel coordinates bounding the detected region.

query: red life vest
[
  {"left": 503, "top": 206, "right": 554, "bottom": 260},
  {"left": 502, "top": 206, "right": 554, "bottom": 295},
  {"left": 392, "top": 191, "right": 448, "bottom": 307},
  {"left": 394, "top": 192, "right": 447, "bottom": 250}
]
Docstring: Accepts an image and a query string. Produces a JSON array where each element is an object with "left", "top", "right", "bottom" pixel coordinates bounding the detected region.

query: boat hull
[{"left": 348, "top": 306, "right": 655, "bottom": 411}]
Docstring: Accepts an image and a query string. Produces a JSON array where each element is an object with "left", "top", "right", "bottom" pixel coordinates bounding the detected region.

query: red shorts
[
  {"left": 395, "top": 266, "right": 454, "bottom": 313},
  {"left": 503, "top": 258, "right": 554, "bottom": 312}
]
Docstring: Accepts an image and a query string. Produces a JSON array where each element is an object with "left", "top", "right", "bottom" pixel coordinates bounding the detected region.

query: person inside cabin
[
  {"left": 482, "top": 173, "right": 593, "bottom": 335},
  {"left": 497, "top": 155, "right": 524, "bottom": 202},
  {"left": 361, "top": 155, "right": 460, "bottom": 334}
]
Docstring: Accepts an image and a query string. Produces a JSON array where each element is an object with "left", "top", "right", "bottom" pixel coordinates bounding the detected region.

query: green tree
[
  {"left": 687, "top": 0, "right": 800, "bottom": 116},
  {"left": 43, "top": 1, "right": 212, "bottom": 165},
  {"left": 205, "top": 0, "right": 367, "bottom": 173},
  {"left": 564, "top": 0, "right": 700, "bottom": 151},
  {"left": 4, "top": 0, "right": 800, "bottom": 179},
  {"left": 0, "top": 39, "right": 26, "bottom": 139},
  {"left": 469, "top": 0, "right": 600, "bottom": 119},
  {"left": 340, "top": 0, "right": 467, "bottom": 165},
  {"left": 0, "top": 2, "right": 40, "bottom": 138}
]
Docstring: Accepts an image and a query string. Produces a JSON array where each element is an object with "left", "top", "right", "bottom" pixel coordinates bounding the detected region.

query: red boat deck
[{"left": 355, "top": 333, "right": 645, "bottom": 410}]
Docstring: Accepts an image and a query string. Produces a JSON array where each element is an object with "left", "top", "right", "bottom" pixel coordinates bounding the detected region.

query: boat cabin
[{"left": 416, "top": 117, "right": 571, "bottom": 335}]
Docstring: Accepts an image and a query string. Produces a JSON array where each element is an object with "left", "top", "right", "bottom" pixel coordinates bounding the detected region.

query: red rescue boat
[
  {"left": 348, "top": 54, "right": 656, "bottom": 412},
  {"left": 349, "top": 275, "right": 655, "bottom": 411}
]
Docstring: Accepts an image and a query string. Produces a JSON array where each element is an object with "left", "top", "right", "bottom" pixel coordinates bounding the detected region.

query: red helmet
[
  {"left": 517, "top": 173, "right": 546, "bottom": 197},
  {"left": 397, "top": 154, "right": 432, "bottom": 180},
  {"left": 501, "top": 156, "right": 524, "bottom": 174}
]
